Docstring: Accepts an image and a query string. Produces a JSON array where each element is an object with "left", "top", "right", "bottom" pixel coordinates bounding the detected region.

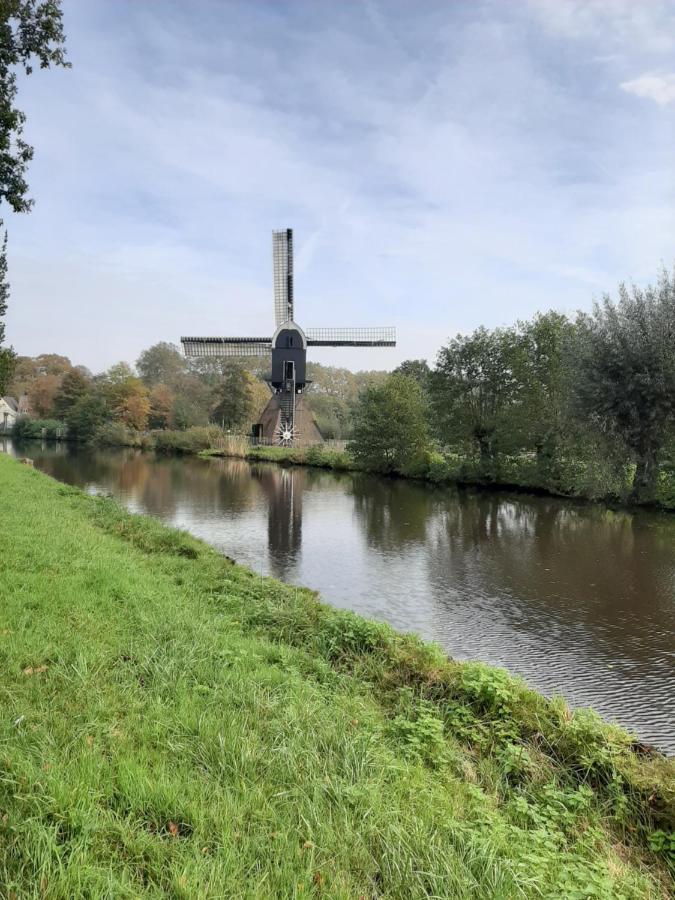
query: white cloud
[{"left": 620, "top": 73, "right": 675, "bottom": 106}]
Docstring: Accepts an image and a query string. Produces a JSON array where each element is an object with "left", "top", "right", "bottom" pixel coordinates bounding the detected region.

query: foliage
[
  {"left": 148, "top": 382, "right": 174, "bottom": 429},
  {"left": 136, "top": 341, "right": 186, "bottom": 387},
  {"left": 65, "top": 391, "right": 109, "bottom": 441},
  {"left": 393, "top": 358, "right": 431, "bottom": 390},
  {"left": 11, "top": 415, "right": 63, "bottom": 439},
  {"left": 52, "top": 366, "right": 89, "bottom": 418},
  {"left": 154, "top": 425, "right": 223, "bottom": 454},
  {"left": 574, "top": 272, "right": 675, "bottom": 502},
  {"left": 0, "top": 0, "right": 69, "bottom": 214},
  {"left": 349, "top": 373, "right": 430, "bottom": 473},
  {"left": 0, "top": 230, "right": 15, "bottom": 393},
  {"left": 1, "top": 455, "right": 671, "bottom": 896},
  {"left": 210, "top": 362, "right": 258, "bottom": 430},
  {"left": 432, "top": 325, "right": 525, "bottom": 466}
]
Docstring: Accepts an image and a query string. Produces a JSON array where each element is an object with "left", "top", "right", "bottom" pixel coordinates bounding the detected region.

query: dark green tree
[
  {"left": 515, "top": 312, "right": 576, "bottom": 477},
  {"left": 574, "top": 271, "right": 675, "bottom": 501},
  {"left": 65, "top": 391, "right": 109, "bottom": 442},
  {"left": 1, "top": 0, "right": 69, "bottom": 214},
  {"left": 210, "top": 362, "right": 253, "bottom": 430},
  {"left": 53, "top": 366, "right": 89, "bottom": 418},
  {"left": 0, "top": 1, "right": 68, "bottom": 389},
  {"left": 348, "top": 373, "right": 430, "bottom": 473},
  {"left": 393, "top": 358, "right": 430, "bottom": 390},
  {"left": 431, "top": 326, "right": 524, "bottom": 466}
]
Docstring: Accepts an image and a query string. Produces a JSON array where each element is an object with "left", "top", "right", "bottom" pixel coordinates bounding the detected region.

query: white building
[{"left": 0, "top": 396, "right": 18, "bottom": 432}]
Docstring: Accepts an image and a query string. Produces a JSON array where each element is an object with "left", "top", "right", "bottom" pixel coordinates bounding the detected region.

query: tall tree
[
  {"left": 348, "top": 374, "right": 430, "bottom": 473},
  {"left": 1, "top": 0, "right": 69, "bottom": 214},
  {"left": 137, "top": 342, "right": 186, "bottom": 387},
  {"left": 393, "top": 359, "right": 430, "bottom": 390},
  {"left": 431, "top": 326, "right": 524, "bottom": 465},
  {"left": 0, "top": 1, "right": 68, "bottom": 388},
  {"left": 0, "top": 230, "right": 14, "bottom": 392},
  {"left": 515, "top": 312, "right": 575, "bottom": 474},
  {"left": 574, "top": 272, "right": 675, "bottom": 501},
  {"left": 53, "top": 366, "right": 89, "bottom": 418},
  {"left": 210, "top": 362, "right": 255, "bottom": 430}
]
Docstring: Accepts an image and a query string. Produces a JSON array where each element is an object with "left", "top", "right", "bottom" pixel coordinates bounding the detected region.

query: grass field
[{"left": 0, "top": 454, "right": 673, "bottom": 898}]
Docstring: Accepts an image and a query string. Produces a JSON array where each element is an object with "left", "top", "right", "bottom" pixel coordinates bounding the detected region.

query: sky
[{"left": 4, "top": 0, "right": 675, "bottom": 373}]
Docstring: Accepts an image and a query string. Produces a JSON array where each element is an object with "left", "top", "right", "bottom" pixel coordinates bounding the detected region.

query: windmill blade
[
  {"left": 273, "top": 228, "right": 294, "bottom": 327},
  {"left": 181, "top": 337, "right": 272, "bottom": 357},
  {"left": 305, "top": 327, "right": 396, "bottom": 347}
]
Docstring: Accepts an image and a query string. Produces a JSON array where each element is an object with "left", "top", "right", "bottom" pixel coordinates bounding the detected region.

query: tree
[
  {"left": 393, "top": 359, "right": 430, "bottom": 390},
  {"left": 0, "top": 231, "right": 15, "bottom": 392},
  {"left": 104, "top": 374, "right": 150, "bottom": 431},
  {"left": 148, "top": 383, "right": 175, "bottom": 429},
  {"left": 0, "top": 3, "right": 68, "bottom": 390},
  {"left": 53, "top": 367, "right": 89, "bottom": 418},
  {"left": 431, "top": 326, "right": 524, "bottom": 465},
  {"left": 210, "top": 362, "right": 255, "bottom": 430},
  {"left": 348, "top": 373, "right": 430, "bottom": 473},
  {"left": 65, "top": 391, "right": 109, "bottom": 442},
  {"left": 1, "top": 1, "right": 69, "bottom": 214},
  {"left": 137, "top": 342, "right": 186, "bottom": 387},
  {"left": 26, "top": 371, "right": 59, "bottom": 416},
  {"left": 574, "top": 272, "right": 675, "bottom": 501},
  {"left": 515, "top": 312, "right": 576, "bottom": 474}
]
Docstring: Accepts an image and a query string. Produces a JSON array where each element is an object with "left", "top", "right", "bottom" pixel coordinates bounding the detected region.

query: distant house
[{"left": 0, "top": 396, "right": 18, "bottom": 432}]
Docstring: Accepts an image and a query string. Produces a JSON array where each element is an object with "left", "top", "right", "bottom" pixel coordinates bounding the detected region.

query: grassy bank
[
  {"left": 201, "top": 441, "right": 675, "bottom": 510},
  {"left": 1, "top": 455, "right": 674, "bottom": 897}
]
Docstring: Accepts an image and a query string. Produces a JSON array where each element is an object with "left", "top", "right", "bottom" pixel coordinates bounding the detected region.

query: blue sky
[{"left": 4, "top": 0, "right": 675, "bottom": 372}]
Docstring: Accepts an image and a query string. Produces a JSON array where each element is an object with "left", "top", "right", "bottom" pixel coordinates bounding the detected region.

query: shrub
[
  {"left": 12, "top": 417, "right": 65, "bottom": 441},
  {"left": 153, "top": 426, "right": 223, "bottom": 454}
]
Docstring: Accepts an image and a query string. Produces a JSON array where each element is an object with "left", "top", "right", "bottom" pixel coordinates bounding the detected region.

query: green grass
[{"left": 0, "top": 454, "right": 673, "bottom": 898}]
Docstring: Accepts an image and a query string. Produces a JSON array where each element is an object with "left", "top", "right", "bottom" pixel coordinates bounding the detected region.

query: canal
[{"left": 4, "top": 439, "right": 674, "bottom": 753}]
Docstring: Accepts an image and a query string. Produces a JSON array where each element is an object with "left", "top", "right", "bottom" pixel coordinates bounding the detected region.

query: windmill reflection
[{"left": 251, "top": 464, "right": 304, "bottom": 579}]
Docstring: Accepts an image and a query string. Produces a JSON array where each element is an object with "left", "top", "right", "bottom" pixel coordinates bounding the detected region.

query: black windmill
[{"left": 181, "top": 229, "right": 396, "bottom": 445}]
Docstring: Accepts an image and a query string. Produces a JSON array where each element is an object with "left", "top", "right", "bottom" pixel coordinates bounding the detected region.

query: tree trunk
[{"left": 631, "top": 447, "right": 659, "bottom": 503}]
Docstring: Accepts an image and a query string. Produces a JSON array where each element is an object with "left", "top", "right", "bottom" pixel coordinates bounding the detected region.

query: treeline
[
  {"left": 9, "top": 344, "right": 269, "bottom": 443},
  {"left": 7, "top": 343, "right": 385, "bottom": 444},
  {"left": 350, "top": 271, "right": 675, "bottom": 506}
]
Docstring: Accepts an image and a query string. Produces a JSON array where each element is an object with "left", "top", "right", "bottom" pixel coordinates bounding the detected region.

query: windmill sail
[
  {"left": 305, "top": 327, "right": 395, "bottom": 347},
  {"left": 273, "top": 228, "right": 293, "bottom": 327},
  {"left": 181, "top": 337, "right": 272, "bottom": 357}
]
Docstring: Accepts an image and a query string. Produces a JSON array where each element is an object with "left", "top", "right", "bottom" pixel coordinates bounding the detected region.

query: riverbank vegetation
[
  {"left": 7, "top": 268, "right": 675, "bottom": 507},
  {"left": 0, "top": 454, "right": 673, "bottom": 896}
]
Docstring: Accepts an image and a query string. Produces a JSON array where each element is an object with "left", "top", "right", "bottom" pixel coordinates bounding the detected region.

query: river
[{"left": 3, "top": 438, "right": 674, "bottom": 753}]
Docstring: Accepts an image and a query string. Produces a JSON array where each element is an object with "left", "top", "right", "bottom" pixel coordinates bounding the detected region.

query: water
[{"left": 4, "top": 439, "right": 674, "bottom": 753}]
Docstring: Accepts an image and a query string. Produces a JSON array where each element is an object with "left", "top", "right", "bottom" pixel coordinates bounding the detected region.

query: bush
[
  {"left": 153, "top": 426, "right": 223, "bottom": 454},
  {"left": 12, "top": 417, "right": 66, "bottom": 441},
  {"left": 93, "top": 422, "right": 153, "bottom": 448}
]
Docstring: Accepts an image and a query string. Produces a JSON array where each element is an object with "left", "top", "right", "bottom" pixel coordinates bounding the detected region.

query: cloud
[
  {"left": 620, "top": 73, "right": 675, "bottom": 106},
  {"left": 4, "top": 0, "right": 675, "bottom": 372}
]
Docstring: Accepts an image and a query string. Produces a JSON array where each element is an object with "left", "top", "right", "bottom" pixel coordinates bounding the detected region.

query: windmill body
[{"left": 181, "top": 229, "right": 396, "bottom": 445}]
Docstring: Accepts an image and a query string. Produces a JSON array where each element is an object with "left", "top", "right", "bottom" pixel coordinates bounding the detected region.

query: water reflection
[{"left": 8, "top": 441, "right": 675, "bottom": 752}]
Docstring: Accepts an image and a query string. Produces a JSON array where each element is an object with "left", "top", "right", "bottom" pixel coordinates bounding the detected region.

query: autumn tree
[
  {"left": 27, "top": 372, "right": 60, "bottom": 416},
  {"left": 149, "top": 383, "right": 175, "bottom": 429}
]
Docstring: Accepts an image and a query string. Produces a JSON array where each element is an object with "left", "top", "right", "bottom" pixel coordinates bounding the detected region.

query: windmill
[{"left": 181, "top": 229, "right": 396, "bottom": 446}]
